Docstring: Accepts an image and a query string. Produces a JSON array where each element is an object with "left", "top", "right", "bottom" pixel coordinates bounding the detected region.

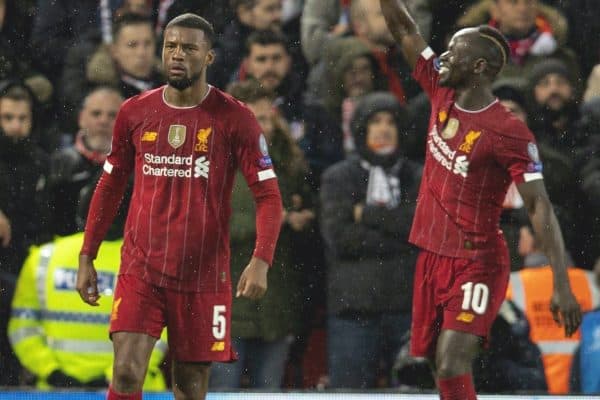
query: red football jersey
[
  {"left": 409, "top": 48, "right": 544, "bottom": 263},
  {"left": 102, "top": 86, "right": 278, "bottom": 292}
]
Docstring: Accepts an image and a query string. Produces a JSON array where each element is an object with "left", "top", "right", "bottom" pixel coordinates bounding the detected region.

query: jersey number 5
[
  {"left": 461, "top": 282, "right": 489, "bottom": 314},
  {"left": 212, "top": 305, "right": 226, "bottom": 340}
]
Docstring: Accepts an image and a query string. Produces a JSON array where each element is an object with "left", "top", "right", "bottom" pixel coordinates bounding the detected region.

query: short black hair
[
  {"left": 112, "top": 12, "right": 153, "bottom": 41},
  {"left": 245, "top": 29, "right": 289, "bottom": 55},
  {"left": 0, "top": 85, "right": 33, "bottom": 111},
  {"left": 165, "top": 13, "right": 215, "bottom": 46},
  {"left": 476, "top": 25, "right": 510, "bottom": 76}
]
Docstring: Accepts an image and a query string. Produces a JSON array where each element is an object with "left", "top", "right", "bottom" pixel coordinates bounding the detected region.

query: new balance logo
[
  {"left": 453, "top": 155, "right": 469, "bottom": 178},
  {"left": 194, "top": 156, "right": 210, "bottom": 178}
]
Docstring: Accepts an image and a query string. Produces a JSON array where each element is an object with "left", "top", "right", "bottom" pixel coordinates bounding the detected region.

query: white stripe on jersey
[
  {"left": 258, "top": 169, "right": 276, "bottom": 181},
  {"left": 103, "top": 160, "right": 113, "bottom": 174},
  {"left": 422, "top": 47, "right": 435, "bottom": 60},
  {"left": 523, "top": 172, "right": 543, "bottom": 182}
]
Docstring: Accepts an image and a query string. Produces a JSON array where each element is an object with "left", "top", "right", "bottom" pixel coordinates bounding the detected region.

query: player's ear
[
  {"left": 205, "top": 49, "right": 216, "bottom": 66},
  {"left": 473, "top": 57, "right": 487, "bottom": 75}
]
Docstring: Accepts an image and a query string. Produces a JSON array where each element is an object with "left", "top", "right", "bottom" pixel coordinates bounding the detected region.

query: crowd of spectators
[{"left": 1, "top": 0, "right": 600, "bottom": 394}]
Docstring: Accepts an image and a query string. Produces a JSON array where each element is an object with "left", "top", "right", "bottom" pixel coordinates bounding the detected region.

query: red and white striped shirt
[
  {"left": 82, "top": 86, "right": 282, "bottom": 292},
  {"left": 409, "top": 48, "right": 543, "bottom": 264}
]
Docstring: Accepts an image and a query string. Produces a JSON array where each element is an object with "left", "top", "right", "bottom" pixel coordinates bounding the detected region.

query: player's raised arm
[
  {"left": 379, "top": 0, "right": 427, "bottom": 69},
  {"left": 517, "top": 179, "right": 582, "bottom": 337}
]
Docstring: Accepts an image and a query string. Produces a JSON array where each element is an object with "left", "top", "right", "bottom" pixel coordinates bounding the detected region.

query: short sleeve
[
  {"left": 233, "top": 106, "right": 277, "bottom": 186},
  {"left": 411, "top": 47, "right": 441, "bottom": 99},
  {"left": 494, "top": 122, "right": 543, "bottom": 185},
  {"left": 103, "top": 100, "right": 135, "bottom": 179}
]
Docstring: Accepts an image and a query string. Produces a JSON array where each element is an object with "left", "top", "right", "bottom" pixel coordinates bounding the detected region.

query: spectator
[
  {"left": 209, "top": 0, "right": 283, "bottom": 89},
  {"left": 210, "top": 80, "right": 312, "bottom": 389},
  {"left": 473, "top": 299, "right": 547, "bottom": 393},
  {"left": 49, "top": 87, "right": 124, "bottom": 237},
  {"left": 302, "top": 36, "right": 386, "bottom": 187},
  {"left": 239, "top": 29, "right": 305, "bottom": 139},
  {"left": 457, "top": 0, "right": 580, "bottom": 81},
  {"left": 8, "top": 178, "right": 166, "bottom": 390},
  {"left": 570, "top": 258, "right": 600, "bottom": 394},
  {"left": 349, "top": 0, "right": 421, "bottom": 104},
  {"left": 493, "top": 78, "right": 531, "bottom": 270},
  {"left": 577, "top": 97, "right": 600, "bottom": 267},
  {"left": 320, "top": 92, "right": 421, "bottom": 388},
  {"left": 300, "top": 0, "right": 432, "bottom": 66},
  {"left": 60, "top": 13, "right": 162, "bottom": 132},
  {"left": 31, "top": 0, "right": 160, "bottom": 79},
  {"left": 506, "top": 225, "right": 600, "bottom": 394},
  {"left": 526, "top": 58, "right": 588, "bottom": 263},
  {"left": 0, "top": 80, "right": 50, "bottom": 385}
]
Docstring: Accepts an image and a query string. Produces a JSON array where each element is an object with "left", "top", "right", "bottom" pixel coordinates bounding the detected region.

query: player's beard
[{"left": 168, "top": 71, "right": 202, "bottom": 91}]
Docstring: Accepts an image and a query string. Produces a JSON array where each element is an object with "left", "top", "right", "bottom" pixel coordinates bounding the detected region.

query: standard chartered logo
[
  {"left": 142, "top": 153, "right": 209, "bottom": 179},
  {"left": 194, "top": 156, "right": 210, "bottom": 178}
]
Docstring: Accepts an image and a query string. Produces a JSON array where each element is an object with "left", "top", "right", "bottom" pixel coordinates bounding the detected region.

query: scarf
[
  {"left": 75, "top": 131, "right": 109, "bottom": 165},
  {"left": 361, "top": 159, "right": 401, "bottom": 208},
  {"left": 490, "top": 16, "right": 557, "bottom": 66}
]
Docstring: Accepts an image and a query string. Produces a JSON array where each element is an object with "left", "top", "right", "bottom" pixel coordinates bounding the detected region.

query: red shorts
[
  {"left": 110, "top": 274, "right": 235, "bottom": 363},
  {"left": 410, "top": 250, "right": 509, "bottom": 358}
]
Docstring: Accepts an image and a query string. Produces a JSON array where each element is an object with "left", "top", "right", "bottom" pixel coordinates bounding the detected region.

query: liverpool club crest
[{"left": 168, "top": 125, "right": 186, "bottom": 149}]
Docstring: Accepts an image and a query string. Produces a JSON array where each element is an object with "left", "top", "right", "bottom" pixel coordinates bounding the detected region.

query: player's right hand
[
  {"left": 550, "top": 288, "right": 582, "bottom": 337},
  {"left": 77, "top": 254, "right": 100, "bottom": 306}
]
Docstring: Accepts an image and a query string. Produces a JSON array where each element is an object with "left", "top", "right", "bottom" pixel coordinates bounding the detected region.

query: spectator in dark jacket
[
  {"left": 0, "top": 81, "right": 50, "bottom": 385},
  {"left": 320, "top": 92, "right": 422, "bottom": 389},
  {"left": 48, "top": 87, "right": 124, "bottom": 237}
]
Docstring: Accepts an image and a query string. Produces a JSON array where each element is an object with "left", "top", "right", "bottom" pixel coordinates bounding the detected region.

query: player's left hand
[
  {"left": 550, "top": 288, "right": 582, "bottom": 337},
  {"left": 236, "top": 257, "right": 269, "bottom": 300}
]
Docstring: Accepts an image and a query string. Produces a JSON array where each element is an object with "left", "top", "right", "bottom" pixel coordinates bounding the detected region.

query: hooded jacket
[{"left": 320, "top": 93, "right": 422, "bottom": 315}]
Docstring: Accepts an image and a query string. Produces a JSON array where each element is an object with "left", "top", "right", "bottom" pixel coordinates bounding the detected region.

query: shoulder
[
  {"left": 322, "top": 159, "right": 358, "bottom": 182},
  {"left": 206, "top": 87, "right": 256, "bottom": 125},
  {"left": 487, "top": 102, "right": 535, "bottom": 141},
  {"left": 121, "top": 86, "right": 164, "bottom": 113}
]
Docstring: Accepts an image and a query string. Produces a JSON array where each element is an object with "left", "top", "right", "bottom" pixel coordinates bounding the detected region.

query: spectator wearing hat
[{"left": 320, "top": 92, "right": 421, "bottom": 388}]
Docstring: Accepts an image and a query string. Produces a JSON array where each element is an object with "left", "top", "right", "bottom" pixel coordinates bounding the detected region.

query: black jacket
[
  {"left": 0, "top": 136, "right": 50, "bottom": 275},
  {"left": 320, "top": 155, "right": 421, "bottom": 315},
  {"left": 48, "top": 147, "right": 103, "bottom": 236}
]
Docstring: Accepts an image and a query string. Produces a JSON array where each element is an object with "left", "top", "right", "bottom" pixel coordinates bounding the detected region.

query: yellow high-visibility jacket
[{"left": 8, "top": 233, "right": 167, "bottom": 390}]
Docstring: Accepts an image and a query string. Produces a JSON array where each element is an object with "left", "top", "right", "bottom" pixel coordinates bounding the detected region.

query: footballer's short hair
[{"left": 165, "top": 13, "right": 215, "bottom": 46}]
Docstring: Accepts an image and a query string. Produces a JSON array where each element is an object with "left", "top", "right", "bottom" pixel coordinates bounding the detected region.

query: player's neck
[
  {"left": 164, "top": 81, "right": 210, "bottom": 107},
  {"left": 455, "top": 86, "right": 495, "bottom": 111}
]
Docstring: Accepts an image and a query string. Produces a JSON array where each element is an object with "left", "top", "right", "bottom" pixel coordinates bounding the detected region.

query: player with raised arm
[
  {"left": 76, "top": 13, "right": 283, "bottom": 400},
  {"left": 379, "top": 1, "right": 582, "bottom": 398}
]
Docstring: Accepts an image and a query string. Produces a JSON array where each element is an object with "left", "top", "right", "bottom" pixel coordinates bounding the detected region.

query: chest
[
  {"left": 131, "top": 110, "right": 230, "bottom": 161},
  {"left": 426, "top": 105, "right": 496, "bottom": 178}
]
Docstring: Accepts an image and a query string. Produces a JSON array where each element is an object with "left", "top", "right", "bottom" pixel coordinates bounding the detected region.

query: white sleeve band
[
  {"left": 257, "top": 169, "right": 276, "bottom": 181},
  {"left": 523, "top": 172, "right": 543, "bottom": 182},
  {"left": 422, "top": 47, "right": 435, "bottom": 60},
  {"left": 103, "top": 160, "right": 114, "bottom": 174}
]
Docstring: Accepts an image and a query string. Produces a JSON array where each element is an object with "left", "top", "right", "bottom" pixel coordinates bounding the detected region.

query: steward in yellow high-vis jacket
[
  {"left": 8, "top": 176, "right": 166, "bottom": 389},
  {"left": 8, "top": 232, "right": 167, "bottom": 389}
]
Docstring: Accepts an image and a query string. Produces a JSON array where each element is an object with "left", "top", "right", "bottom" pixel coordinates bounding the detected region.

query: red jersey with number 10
[
  {"left": 102, "top": 86, "right": 278, "bottom": 292},
  {"left": 408, "top": 48, "right": 544, "bottom": 264}
]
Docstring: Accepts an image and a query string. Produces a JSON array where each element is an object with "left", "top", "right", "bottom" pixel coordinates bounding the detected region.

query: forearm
[
  {"left": 80, "top": 171, "right": 128, "bottom": 259},
  {"left": 528, "top": 198, "right": 570, "bottom": 289},
  {"left": 250, "top": 179, "right": 283, "bottom": 265}
]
